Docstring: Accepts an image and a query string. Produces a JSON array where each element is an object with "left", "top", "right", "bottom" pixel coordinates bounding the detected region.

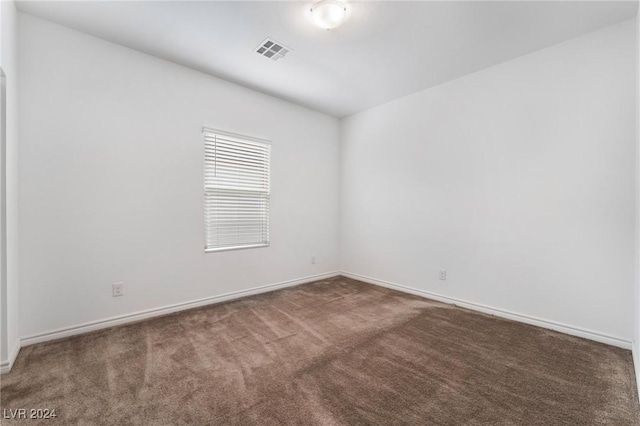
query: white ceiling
[{"left": 17, "top": 1, "right": 638, "bottom": 118}]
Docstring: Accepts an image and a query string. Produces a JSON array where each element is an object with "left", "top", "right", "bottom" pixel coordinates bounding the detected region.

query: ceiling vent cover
[{"left": 255, "top": 38, "right": 291, "bottom": 61}]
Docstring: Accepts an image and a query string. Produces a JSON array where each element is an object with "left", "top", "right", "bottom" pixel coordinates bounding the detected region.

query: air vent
[{"left": 255, "top": 38, "right": 291, "bottom": 62}]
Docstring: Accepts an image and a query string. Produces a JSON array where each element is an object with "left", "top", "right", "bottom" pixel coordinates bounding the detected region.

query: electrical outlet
[
  {"left": 439, "top": 269, "right": 447, "bottom": 281},
  {"left": 311, "top": 255, "right": 316, "bottom": 265},
  {"left": 112, "top": 282, "right": 124, "bottom": 297}
]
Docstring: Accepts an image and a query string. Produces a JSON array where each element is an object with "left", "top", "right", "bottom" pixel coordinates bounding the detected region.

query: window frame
[{"left": 202, "top": 127, "right": 271, "bottom": 253}]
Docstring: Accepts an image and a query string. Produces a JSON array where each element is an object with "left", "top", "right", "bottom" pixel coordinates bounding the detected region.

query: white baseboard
[
  {"left": 16, "top": 271, "right": 340, "bottom": 354},
  {"left": 633, "top": 340, "right": 640, "bottom": 402},
  {"left": 5, "top": 270, "right": 631, "bottom": 375},
  {"left": 0, "top": 342, "right": 21, "bottom": 374},
  {"left": 341, "top": 271, "right": 632, "bottom": 350}
]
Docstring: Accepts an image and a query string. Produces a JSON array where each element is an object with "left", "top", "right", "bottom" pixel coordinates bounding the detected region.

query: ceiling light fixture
[{"left": 310, "top": 0, "right": 347, "bottom": 30}]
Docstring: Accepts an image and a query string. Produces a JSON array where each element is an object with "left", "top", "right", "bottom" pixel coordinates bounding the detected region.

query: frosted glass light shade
[{"left": 311, "top": 1, "right": 347, "bottom": 30}]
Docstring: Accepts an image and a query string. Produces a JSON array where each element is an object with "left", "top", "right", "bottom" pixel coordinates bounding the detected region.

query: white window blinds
[{"left": 203, "top": 128, "right": 271, "bottom": 252}]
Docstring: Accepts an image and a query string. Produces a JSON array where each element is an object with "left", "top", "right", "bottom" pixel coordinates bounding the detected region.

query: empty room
[{"left": 1, "top": 0, "right": 640, "bottom": 424}]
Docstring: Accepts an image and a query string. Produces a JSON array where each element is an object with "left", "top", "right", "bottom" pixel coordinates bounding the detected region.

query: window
[{"left": 203, "top": 128, "right": 271, "bottom": 252}]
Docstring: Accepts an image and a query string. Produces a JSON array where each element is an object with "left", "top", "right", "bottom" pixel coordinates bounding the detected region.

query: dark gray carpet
[{"left": 1, "top": 276, "right": 638, "bottom": 424}]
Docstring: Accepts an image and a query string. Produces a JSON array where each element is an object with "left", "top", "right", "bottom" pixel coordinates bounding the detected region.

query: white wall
[
  {"left": 341, "top": 19, "right": 637, "bottom": 344},
  {"left": 17, "top": 14, "right": 340, "bottom": 339},
  {"left": 15, "top": 9, "right": 639, "bottom": 356},
  {"left": 0, "top": 0, "right": 20, "bottom": 368}
]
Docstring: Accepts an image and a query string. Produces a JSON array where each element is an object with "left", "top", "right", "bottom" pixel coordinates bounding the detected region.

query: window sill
[{"left": 205, "top": 243, "right": 269, "bottom": 253}]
